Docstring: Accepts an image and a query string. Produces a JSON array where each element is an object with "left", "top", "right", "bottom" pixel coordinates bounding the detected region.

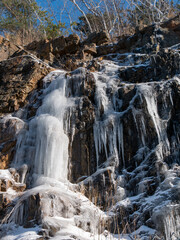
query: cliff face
[{"left": 0, "top": 16, "right": 180, "bottom": 240}]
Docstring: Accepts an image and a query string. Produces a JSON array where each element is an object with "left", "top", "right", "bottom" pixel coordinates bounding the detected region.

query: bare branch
[{"left": 70, "top": 0, "right": 93, "bottom": 33}]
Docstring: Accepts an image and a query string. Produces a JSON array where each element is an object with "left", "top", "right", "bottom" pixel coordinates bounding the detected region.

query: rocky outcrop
[
  {"left": 116, "top": 15, "right": 180, "bottom": 53},
  {"left": 65, "top": 45, "right": 180, "bottom": 238},
  {"left": 0, "top": 36, "right": 21, "bottom": 62},
  {"left": 0, "top": 55, "right": 52, "bottom": 115},
  {"left": 119, "top": 49, "right": 180, "bottom": 83},
  {"left": 6, "top": 16, "right": 180, "bottom": 70},
  {"left": 24, "top": 32, "right": 110, "bottom": 70},
  {"left": 23, "top": 34, "right": 80, "bottom": 66},
  {"left": 0, "top": 15, "right": 180, "bottom": 240},
  {"left": 25, "top": 34, "right": 80, "bottom": 62}
]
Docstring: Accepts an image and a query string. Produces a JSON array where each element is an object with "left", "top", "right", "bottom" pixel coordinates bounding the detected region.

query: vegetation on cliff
[{"left": 0, "top": 0, "right": 179, "bottom": 45}]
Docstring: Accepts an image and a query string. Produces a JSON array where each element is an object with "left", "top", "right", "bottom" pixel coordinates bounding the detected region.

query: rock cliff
[{"left": 0, "top": 15, "right": 180, "bottom": 240}]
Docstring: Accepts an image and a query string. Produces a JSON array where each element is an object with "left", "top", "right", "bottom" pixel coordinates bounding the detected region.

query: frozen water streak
[{"left": 14, "top": 71, "right": 73, "bottom": 181}]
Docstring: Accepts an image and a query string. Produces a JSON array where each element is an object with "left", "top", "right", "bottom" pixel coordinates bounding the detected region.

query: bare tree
[
  {"left": 69, "top": 0, "right": 176, "bottom": 38},
  {"left": 70, "top": 0, "right": 93, "bottom": 33},
  {"left": 127, "top": 0, "right": 171, "bottom": 25}
]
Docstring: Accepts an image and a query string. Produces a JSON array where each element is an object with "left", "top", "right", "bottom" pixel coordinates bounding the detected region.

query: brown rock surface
[
  {"left": 0, "top": 141, "right": 16, "bottom": 169},
  {"left": 0, "top": 36, "right": 21, "bottom": 62},
  {"left": 0, "top": 55, "right": 52, "bottom": 115},
  {"left": 84, "top": 31, "right": 110, "bottom": 46},
  {"left": 83, "top": 43, "right": 97, "bottom": 55},
  {"left": 25, "top": 34, "right": 80, "bottom": 61},
  {"left": 24, "top": 32, "right": 110, "bottom": 68},
  {"left": 0, "top": 55, "right": 52, "bottom": 169}
]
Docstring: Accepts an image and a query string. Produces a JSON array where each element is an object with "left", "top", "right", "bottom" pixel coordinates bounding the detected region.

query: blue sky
[
  {"left": 36, "top": 0, "right": 179, "bottom": 35},
  {"left": 36, "top": 0, "right": 80, "bottom": 28},
  {"left": 36, "top": 0, "right": 179, "bottom": 25}
]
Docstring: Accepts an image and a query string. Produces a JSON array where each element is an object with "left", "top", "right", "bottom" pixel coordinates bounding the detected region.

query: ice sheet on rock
[
  {"left": 2, "top": 223, "right": 154, "bottom": 240},
  {"left": 138, "top": 84, "right": 170, "bottom": 155},
  {"left": 152, "top": 204, "right": 180, "bottom": 240},
  {"left": 1, "top": 225, "right": 40, "bottom": 240},
  {"left": 111, "top": 193, "right": 144, "bottom": 210},
  {"left": 92, "top": 60, "right": 127, "bottom": 169},
  {"left": 42, "top": 70, "right": 65, "bottom": 86},
  {"left": 92, "top": 57, "right": 172, "bottom": 172},
  {"left": 0, "top": 169, "right": 12, "bottom": 181},
  {"left": 31, "top": 114, "right": 69, "bottom": 180},
  {"left": 0, "top": 115, "right": 25, "bottom": 135},
  {"left": 13, "top": 71, "right": 74, "bottom": 181},
  {"left": 92, "top": 63, "right": 180, "bottom": 238},
  {"left": 81, "top": 166, "right": 115, "bottom": 185},
  {"left": 3, "top": 184, "right": 109, "bottom": 239},
  {"left": 102, "top": 53, "right": 149, "bottom": 68},
  {"left": 130, "top": 225, "right": 156, "bottom": 239},
  {"left": 2, "top": 68, "right": 114, "bottom": 239},
  {"left": 93, "top": 116, "right": 124, "bottom": 169}
]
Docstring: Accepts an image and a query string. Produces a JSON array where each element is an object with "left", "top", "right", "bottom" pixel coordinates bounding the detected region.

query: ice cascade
[{"left": 13, "top": 71, "right": 73, "bottom": 182}]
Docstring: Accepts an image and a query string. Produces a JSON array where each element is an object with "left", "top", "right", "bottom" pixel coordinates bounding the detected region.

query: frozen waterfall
[
  {"left": 1, "top": 52, "right": 180, "bottom": 240},
  {"left": 13, "top": 70, "right": 73, "bottom": 182}
]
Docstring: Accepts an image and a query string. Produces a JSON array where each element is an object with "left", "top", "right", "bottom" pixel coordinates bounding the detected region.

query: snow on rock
[{"left": 0, "top": 49, "right": 180, "bottom": 240}]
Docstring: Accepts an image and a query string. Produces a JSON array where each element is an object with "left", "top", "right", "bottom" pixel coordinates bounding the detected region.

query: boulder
[
  {"left": 84, "top": 31, "right": 110, "bottom": 46},
  {"left": 0, "top": 117, "right": 24, "bottom": 144},
  {"left": 25, "top": 39, "right": 52, "bottom": 60},
  {"left": 83, "top": 43, "right": 97, "bottom": 55},
  {"left": 64, "top": 58, "right": 78, "bottom": 71},
  {"left": 65, "top": 33, "right": 80, "bottom": 47},
  {"left": 52, "top": 34, "right": 80, "bottom": 56},
  {"left": 97, "top": 44, "right": 117, "bottom": 56},
  {"left": 50, "top": 36, "right": 66, "bottom": 55},
  {"left": 78, "top": 43, "right": 96, "bottom": 61}
]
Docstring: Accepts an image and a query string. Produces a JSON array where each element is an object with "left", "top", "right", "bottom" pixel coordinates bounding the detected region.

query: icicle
[
  {"left": 118, "top": 122, "right": 125, "bottom": 168},
  {"left": 132, "top": 108, "right": 146, "bottom": 146},
  {"left": 93, "top": 123, "right": 100, "bottom": 169},
  {"left": 138, "top": 84, "right": 170, "bottom": 157}
]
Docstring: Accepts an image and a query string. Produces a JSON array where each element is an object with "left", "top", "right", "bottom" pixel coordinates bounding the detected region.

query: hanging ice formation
[
  {"left": 93, "top": 56, "right": 172, "bottom": 170},
  {"left": 13, "top": 70, "right": 73, "bottom": 182},
  {"left": 1, "top": 52, "right": 180, "bottom": 240}
]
